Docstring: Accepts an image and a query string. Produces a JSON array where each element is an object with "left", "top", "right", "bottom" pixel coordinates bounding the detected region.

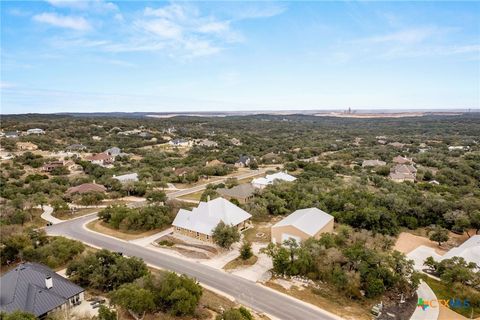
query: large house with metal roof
[
  {"left": 271, "top": 208, "right": 334, "bottom": 245},
  {"left": 172, "top": 197, "right": 252, "bottom": 242},
  {"left": 0, "top": 262, "right": 84, "bottom": 318},
  {"left": 251, "top": 171, "right": 297, "bottom": 189}
]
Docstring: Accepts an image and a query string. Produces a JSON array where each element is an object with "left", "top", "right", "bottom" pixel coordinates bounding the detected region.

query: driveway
[
  {"left": 46, "top": 215, "right": 343, "bottom": 320},
  {"left": 40, "top": 205, "right": 63, "bottom": 224},
  {"left": 410, "top": 280, "right": 439, "bottom": 320}
]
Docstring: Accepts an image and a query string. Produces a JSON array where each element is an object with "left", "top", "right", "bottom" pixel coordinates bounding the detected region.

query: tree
[
  {"left": 212, "top": 222, "right": 240, "bottom": 249},
  {"left": 98, "top": 305, "right": 117, "bottom": 320},
  {"left": 216, "top": 307, "right": 253, "bottom": 320},
  {"left": 225, "top": 177, "right": 239, "bottom": 189},
  {"left": 156, "top": 272, "right": 202, "bottom": 316},
  {"left": 110, "top": 283, "right": 155, "bottom": 317},
  {"left": 66, "top": 250, "right": 149, "bottom": 291},
  {"left": 146, "top": 190, "right": 167, "bottom": 203},
  {"left": 240, "top": 241, "right": 253, "bottom": 260},
  {"left": 200, "top": 188, "right": 218, "bottom": 202},
  {"left": 429, "top": 227, "right": 449, "bottom": 246},
  {"left": 0, "top": 311, "right": 36, "bottom": 320},
  {"left": 470, "top": 210, "right": 480, "bottom": 234}
]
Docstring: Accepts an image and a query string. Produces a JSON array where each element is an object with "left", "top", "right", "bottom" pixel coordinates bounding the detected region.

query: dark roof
[
  {"left": 0, "top": 263, "right": 84, "bottom": 317},
  {"left": 217, "top": 183, "right": 255, "bottom": 199},
  {"left": 236, "top": 155, "right": 251, "bottom": 165},
  {"left": 66, "top": 183, "right": 107, "bottom": 195}
]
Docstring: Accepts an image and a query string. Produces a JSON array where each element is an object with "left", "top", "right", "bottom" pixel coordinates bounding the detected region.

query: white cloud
[
  {"left": 0, "top": 82, "right": 16, "bottom": 89},
  {"left": 359, "top": 27, "right": 439, "bottom": 45},
  {"left": 138, "top": 19, "right": 183, "bottom": 39},
  {"left": 33, "top": 13, "right": 92, "bottom": 31},
  {"left": 46, "top": 0, "right": 118, "bottom": 13}
]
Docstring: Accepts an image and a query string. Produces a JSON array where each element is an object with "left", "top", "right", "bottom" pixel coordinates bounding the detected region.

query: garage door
[{"left": 281, "top": 233, "right": 301, "bottom": 244}]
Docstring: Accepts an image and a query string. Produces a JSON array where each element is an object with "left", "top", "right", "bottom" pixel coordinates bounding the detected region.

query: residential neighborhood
[{"left": 1, "top": 1, "right": 479, "bottom": 319}]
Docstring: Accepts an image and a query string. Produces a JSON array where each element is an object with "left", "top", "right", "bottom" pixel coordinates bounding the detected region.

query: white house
[
  {"left": 441, "top": 235, "right": 480, "bottom": 266},
  {"left": 448, "top": 146, "right": 470, "bottom": 151},
  {"left": 251, "top": 172, "right": 297, "bottom": 189},
  {"left": 169, "top": 139, "right": 193, "bottom": 147},
  {"left": 113, "top": 173, "right": 139, "bottom": 184},
  {"left": 271, "top": 208, "right": 334, "bottom": 245},
  {"left": 172, "top": 197, "right": 252, "bottom": 242},
  {"left": 26, "top": 128, "right": 45, "bottom": 135}
]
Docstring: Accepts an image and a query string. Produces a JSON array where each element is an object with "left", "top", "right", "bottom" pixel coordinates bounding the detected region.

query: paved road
[
  {"left": 46, "top": 215, "right": 342, "bottom": 320},
  {"left": 167, "top": 169, "right": 268, "bottom": 199}
]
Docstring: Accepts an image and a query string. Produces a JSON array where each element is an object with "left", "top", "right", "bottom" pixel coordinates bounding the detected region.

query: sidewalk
[{"left": 129, "top": 227, "right": 174, "bottom": 246}]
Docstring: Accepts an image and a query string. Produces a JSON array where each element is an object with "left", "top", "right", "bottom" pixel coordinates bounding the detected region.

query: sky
[{"left": 1, "top": 0, "right": 479, "bottom": 114}]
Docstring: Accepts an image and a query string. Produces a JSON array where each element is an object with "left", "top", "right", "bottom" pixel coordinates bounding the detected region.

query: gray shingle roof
[
  {"left": 217, "top": 183, "right": 255, "bottom": 199},
  {"left": 0, "top": 263, "right": 84, "bottom": 317}
]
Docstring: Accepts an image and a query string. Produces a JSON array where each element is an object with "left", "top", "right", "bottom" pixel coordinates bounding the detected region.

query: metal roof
[
  {"left": 0, "top": 263, "right": 84, "bottom": 317},
  {"left": 172, "top": 197, "right": 251, "bottom": 236},
  {"left": 272, "top": 208, "right": 333, "bottom": 236}
]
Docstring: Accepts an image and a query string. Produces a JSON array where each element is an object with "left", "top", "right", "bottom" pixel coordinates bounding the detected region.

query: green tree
[
  {"left": 110, "top": 283, "right": 155, "bottom": 316},
  {"left": 146, "top": 190, "right": 167, "bottom": 203},
  {"left": 98, "top": 305, "right": 117, "bottom": 320},
  {"left": 429, "top": 227, "right": 449, "bottom": 246},
  {"left": 212, "top": 222, "right": 240, "bottom": 249},
  {"left": 240, "top": 241, "right": 253, "bottom": 260},
  {"left": 156, "top": 273, "right": 202, "bottom": 316},
  {"left": 0, "top": 311, "right": 36, "bottom": 320}
]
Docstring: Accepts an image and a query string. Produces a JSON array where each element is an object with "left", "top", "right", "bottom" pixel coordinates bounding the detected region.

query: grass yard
[
  {"left": 265, "top": 279, "right": 372, "bottom": 320},
  {"left": 224, "top": 255, "right": 258, "bottom": 270},
  {"left": 243, "top": 223, "right": 272, "bottom": 243},
  {"left": 178, "top": 190, "right": 204, "bottom": 201},
  {"left": 86, "top": 220, "right": 166, "bottom": 241},
  {"left": 422, "top": 275, "right": 480, "bottom": 318},
  {"left": 52, "top": 208, "right": 98, "bottom": 220}
]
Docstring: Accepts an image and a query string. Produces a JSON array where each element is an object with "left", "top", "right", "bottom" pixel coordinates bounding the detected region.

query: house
[
  {"left": 0, "top": 262, "right": 84, "bottom": 318},
  {"left": 377, "top": 139, "right": 387, "bottom": 145},
  {"left": 16, "top": 142, "right": 38, "bottom": 151},
  {"left": 139, "top": 131, "right": 152, "bottom": 138},
  {"left": 197, "top": 139, "right": 218, "bottom": 147},
  {"left": 392, "top": 155, "right": 414, "bottom": 164},
  {"left": 217, "top": 183, "right": 256, "bottom": 204},
  {"left": 261, "top": 152, "right": 281, "bottom": 164},
  {"left": 389, "top": 164, "right": 417, "bottom": 183},
  {"left": 408, "top": 235, "right": 480, "bottom": 271},
  {"left": 0, "top": 152, "right": 14, "bottom": 161},
  {"left": 85, "top": 153, "right": 113, "bottom": 166},
  {"left": 271, "top": 208, "right": 334, "bottom": 245},
  {"left": 235, "top": 155, "right": 253, "bottom": 168},
  {"left": 251, "top": 172, "right": 296, "bottom": 189},
  {"left": 205, "top": 159, "right": 224, "bottom": 167},
  {"left": 92, "top": 136, "right": 102, "bottom": 141},
  {"left": 172, "top": 197, "right": 252, "bottom": 242},
  {"left": 26, "top": 128, "right": 45, "bottom": 135},
  {"left": 66, "top": 183, "right": 106, "bottom": 195},
  {"left": 105, "top": 147, "right": 127, "bottom": 158},
  {"left": 173, "top": 168, "right": 190, "bottom": 177},
  {"left": 113, "top": 173, "right": 139, "bottom": 184},
  {"left": 169, "top": 139, "right": 192, "bottom": 147},
  {"left": 42, "top": 161, "right": 64, "bottom": 172},
  {"left": 66, "top": 144, "right": 86, "bottom": 152},
  {"left": 448, "top": 146, "right": 470, "bottom": 151},
  {"left": 362, "top": 159, "right": 386, "bottom": 167},
  {"left": 389, "top": 142, "right": 405, "bottom": 148},
  {"left": 441, "top": 235, "right": 480, "bottom": 267},
  {"left": 5, "top": 131, "right": 18, "bottom": 138},
  {"left": 230, "top": 138, "right": 242, "bottom": 146}
]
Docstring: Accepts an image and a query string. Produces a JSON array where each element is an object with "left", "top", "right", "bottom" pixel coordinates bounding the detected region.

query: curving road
[{"left": 46, "top": 214, "right": 342, "bottom": 320}]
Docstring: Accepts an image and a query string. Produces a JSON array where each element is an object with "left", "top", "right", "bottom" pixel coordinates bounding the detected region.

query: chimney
[{"left": 45, "top": 276, "right": 53, "bottom": 289}]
